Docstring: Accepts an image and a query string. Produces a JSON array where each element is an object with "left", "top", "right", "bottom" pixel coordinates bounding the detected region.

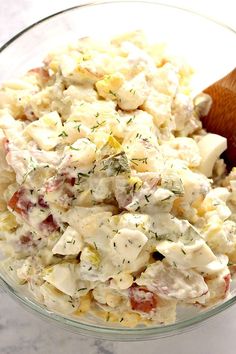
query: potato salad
[{"left": 0, "top": 31, "right": 236, "bottom": 327}]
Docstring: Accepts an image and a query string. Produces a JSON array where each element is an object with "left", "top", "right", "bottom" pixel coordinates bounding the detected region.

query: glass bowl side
[{"left": 0, "top": 1, "right": 236, "bottom": 341}]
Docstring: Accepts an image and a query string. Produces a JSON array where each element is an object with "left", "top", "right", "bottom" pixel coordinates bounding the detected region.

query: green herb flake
[
  {"left": 131, "top": 157, "right": 148, "bottom": 166},
  {"left": 161, "top": 195, "right": 172, "bottom": 201},
  {"left": 77, "top": 287, "right": 87, "bottom": 292},
  {"left": 100, "top": 151, "right": 130, "bottom": 176},
  {"left": 127, "top": 117, "right": 133, "bottom": 125},
  {"left": 129, "top": 88, "right": 136, "bottom": 94},
  {"left": 58, "top": 131, "right": 68, "bottom": 138},
  {"left": 109, "top": 90, "right": 117, "bottom": 97},
  {"left": 70, "top": 145, "right": 80, "bottom": 151},
  {"left": 77, "top": 124, "right": 82, "bottom": 132},
  {"left": 91, "top": 121, "right": 106, "bottom": 132},
  {"left": 144, "top": 194, "right": 151, "bottom": 203},
  {"left": 77, "top": 172, "right": 89, "bottom": 179},
  {"left": 22, "top": 157, "right": 37, "bottom": 183}
]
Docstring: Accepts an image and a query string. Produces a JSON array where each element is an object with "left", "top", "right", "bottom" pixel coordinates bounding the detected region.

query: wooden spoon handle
[
  {"left": 202, "top": 68, "right": 236, "bottom": 167},
  {"left": 213, "top": 68, "right": 236, "bottom": 91}
]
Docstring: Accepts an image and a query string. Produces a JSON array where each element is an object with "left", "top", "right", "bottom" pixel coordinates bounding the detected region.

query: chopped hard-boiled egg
[{"left": 198, "top": 133, "right": 227, "bottom": 177}]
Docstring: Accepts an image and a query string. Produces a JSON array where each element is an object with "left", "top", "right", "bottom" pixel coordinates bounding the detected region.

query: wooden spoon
[{"left": 201, "top": 68, "right": 236, "bottom": 168}]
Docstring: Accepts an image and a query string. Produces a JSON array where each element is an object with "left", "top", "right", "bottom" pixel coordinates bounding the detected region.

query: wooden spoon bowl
[{"left": 201, "top": 68, "right": 236, "bottom": 168}]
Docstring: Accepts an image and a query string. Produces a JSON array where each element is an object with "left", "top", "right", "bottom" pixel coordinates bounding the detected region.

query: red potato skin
[
  {"left": 65, "top": 177, "right": 76, "bottom": 186},
  {"left": 8, "top": 189, "right": 59, "bottom": 234},
  {"left": 129, "top": 285, "right": 158, "bottom": 313},
  {"left": 45, "top": 177, "right": 63, "bottom": 193},
  {"left": 38, "top": 195, "right": 49, "bottom": 209},
  {"left": 45, "top": 175, "right": 76, "bottom": 193},
  {"left": 3, "top": 138, "right": 10, "bottom": 154},
  {"left": 39, "top": 214, "right": 59, "bottom": 233},
  {"left": 19, "top": 232, "right": 34, "bottom": 246},
  {"left": 28, "top": 67, "right": 50, "bottom": 81},
  {"left": 8, "top": 189, "right": 34, "bottom": 216},
  {"left": 224, "top": 274, "right": 231, "bottom": 293}
]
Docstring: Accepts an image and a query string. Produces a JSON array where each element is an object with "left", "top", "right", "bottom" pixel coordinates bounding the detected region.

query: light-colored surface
[
  {"left": 0, "top": 0, "right": 236, "bottom": 353},
  {"left": 1, "top": 289, "right": 236, "bottom": 354}
]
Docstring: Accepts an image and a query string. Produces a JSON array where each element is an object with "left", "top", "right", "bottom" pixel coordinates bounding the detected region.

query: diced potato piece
[
  {"left": 196, "top": 255, "right": 228, "bottom": 276},
  {"left": 156, "top": 238, "right": 216, "bottom": 268},
  {"left": 58, "top": 121, "right": 90, "bottom": 145},
  {"left": 67, "top": 100, "right": 117, "bottom": 127},
  {"left": 0, "top": 128, "right": 12, "bottom": 171},
  {"left": 24, "top": 111, "right": 62, "bottom": 150},
  {"left": 204, "top": 270, "right": 231, "bottom": 304},
  {"left": 166, "top": 137, "right": 201, "bottom": 168},
  {"left": 142, "top": 91, "right": 172, "bottom": 127},
  {"left": 0, "top": 111, "right": 18, "bottom": 129},
  {"left": 40, "top": 282, "right": 79, "bottom": 314},
  {"left": 63, "top": 84, "right": 98, "bottom": 103},
  {"left": 0, "top": 211, "right": 17, "bottom": 232},
  {"left": 80, "top": 246, "right": 101, "bottom": 268},
  {"left": 204, "top": 220, "right": 236, "bottom": 254},
  {"left": 172, "top": 93, "right": 194, "bottom": 131},
  {"left": 117, "top": 72, "right": 149, "bottom": 110},
  {"left": 124, "top": 135, "right": 161, "bottom": 173},
  {"left": 52, "top": 226, "right": 83, "bottom": 255},
  {"left": 151, "top": 63, "right": 179, "bottom": 97},
  {"left": 60, "top": 138, "right": 96, "bottom": 168},
  {"left": 74, "top": 293, "right": 92, "bottom": 315},
  {"left": 89, "top": 177, "right": 113, "bottom": 202},
  {"left": 43, "top": 262, "right": 80, "bottom": 296},
  {"left": 136, "top": 262, "right": 208, "bottom": 301}
]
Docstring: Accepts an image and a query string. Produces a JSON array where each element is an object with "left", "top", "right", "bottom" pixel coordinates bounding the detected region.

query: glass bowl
[{"left": 0, "top": 0, "right": 236, "bottom": 341}]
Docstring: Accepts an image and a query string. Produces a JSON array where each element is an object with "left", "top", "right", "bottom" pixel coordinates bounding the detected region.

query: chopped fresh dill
[{"left": 58, "top": 131, "right": 68, "bottom": 138}]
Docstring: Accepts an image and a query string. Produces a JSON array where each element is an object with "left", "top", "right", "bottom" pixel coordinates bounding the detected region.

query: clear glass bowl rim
[{"left": 0, "top": 0, "right": 236, "bottom": 341}]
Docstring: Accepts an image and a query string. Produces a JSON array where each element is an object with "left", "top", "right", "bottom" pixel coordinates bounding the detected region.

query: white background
[{"left": 0, "top": 1, "right": 236, "bottom": 353}]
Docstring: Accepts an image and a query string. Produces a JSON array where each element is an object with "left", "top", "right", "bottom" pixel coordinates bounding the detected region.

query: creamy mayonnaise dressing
[{"left": 0, "top": 31, "right": 235, "bottom": 327}]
